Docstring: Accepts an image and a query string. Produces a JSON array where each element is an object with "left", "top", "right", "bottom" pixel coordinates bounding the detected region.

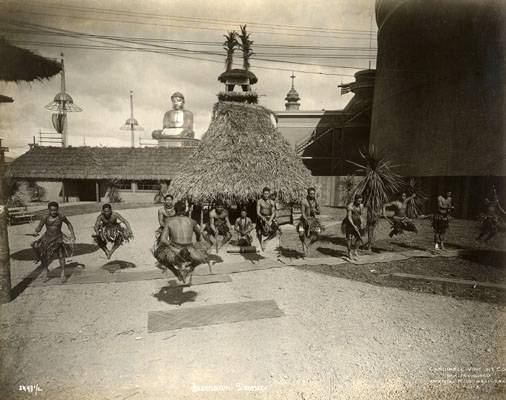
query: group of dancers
[
  {"left": 341, "top": 191, "right": 452, "bottom": 260},
  {"left": 29, "top": 186, "right": 505, "bottom": 283},
  {"left": 31, "top": 202, "right": 133, "bottom": 282}
]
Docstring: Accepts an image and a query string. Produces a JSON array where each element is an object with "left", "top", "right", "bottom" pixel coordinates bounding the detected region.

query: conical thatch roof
[
  {"left": 0, "top": 38, "right": 62, "bottom": 83},
  {"left": 170, "top": 101, "right": 315, "bottom": 205}
]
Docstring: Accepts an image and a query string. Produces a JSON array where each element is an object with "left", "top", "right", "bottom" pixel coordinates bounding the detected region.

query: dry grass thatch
[
  {"left": 170, "top": 101, "right": 315, "bottom": 205},
  {"left": 7, "top": 146, "right": 193, "bottom": 180},
  {"left": 0, "top": 38, "right": 62, "bottom": 83}
]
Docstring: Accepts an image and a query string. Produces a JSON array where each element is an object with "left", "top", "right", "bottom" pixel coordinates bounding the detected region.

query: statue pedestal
[{"left": 157, "top": 137, "right": 200, "bottom": 148}]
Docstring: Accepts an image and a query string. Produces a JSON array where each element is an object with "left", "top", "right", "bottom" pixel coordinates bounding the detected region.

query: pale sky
[{"left": 0, "top": 0, "right": 376, "bottom": 157}]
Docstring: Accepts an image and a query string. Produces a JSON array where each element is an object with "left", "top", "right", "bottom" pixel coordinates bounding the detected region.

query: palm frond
[
  {"left": 352, "top": 146, "right": 403, "bottom": 217},
  {"left": 238, "top": 25, "right": 254, "bottom": 70},
  {"left": 223, "top": 31, "right": 239, "bottom": 71}
]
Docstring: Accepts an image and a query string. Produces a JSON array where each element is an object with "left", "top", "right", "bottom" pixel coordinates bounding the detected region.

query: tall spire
[
  {"left": 121, "top": 90, "right": 143, "bottom": 148},
  {"left": 285, "top": 72, "right": 301, "bottom": 111}
]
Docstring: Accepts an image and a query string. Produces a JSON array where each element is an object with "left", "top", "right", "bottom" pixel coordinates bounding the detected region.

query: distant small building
[{"left": 6, "top": 146, "right": 192, "bottom": 203}]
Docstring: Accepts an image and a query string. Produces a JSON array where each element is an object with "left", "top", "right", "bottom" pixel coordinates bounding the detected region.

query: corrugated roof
[{"left": 6, "top": 146, "right": 193, "bottom": 180}]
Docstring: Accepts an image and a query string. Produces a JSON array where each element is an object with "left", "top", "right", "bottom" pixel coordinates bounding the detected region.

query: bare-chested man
[
  {"left": 203, "top": 201, "right": 232, "bottom": 254},
  {"left": 297, "top": 187, "right": 323, "bottom": 254},
  {"left": 383, "top": 192, "right": 418, "bottom": 238},
  {"left": 154, "top": 194, "right": 175, "bottom": 250},
  {"left": 154, "top": 201, "right": 212, "bottom": 284},
  {"left": 256, "top": 187, "right": 279, "bottom": 251},
  {"left": 234, "top": 208, "right": 255, "bottom": 246},
  {"left": 93, "top": 204, "right": 133, "bottom": 259},
  {"left": 432, "top": 191, "right": 454, "bottom": 250},
  {"left": 341, "top": 194, "right": 365, "bottom": 260},
  {"left": 31, "top": 202, "right": 76, "bottom": 282},
  {"left": 476, "top": 191, "right": 506, "bottom": 242}
]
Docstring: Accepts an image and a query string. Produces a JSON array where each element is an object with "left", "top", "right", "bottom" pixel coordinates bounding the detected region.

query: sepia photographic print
[{"left": 0, "top": 0, "right": 504, "bottom": 399}]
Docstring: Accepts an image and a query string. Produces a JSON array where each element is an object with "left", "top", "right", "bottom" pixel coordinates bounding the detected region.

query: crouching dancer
[
  {"left": 31, "top": 202, "right": 76, "bottom": 282},
  {"left": 154, "top": 201, "right": 212, "bottom": 284},
  {"left": 93, "top": 204, "right": 133, "bottom": 259}
]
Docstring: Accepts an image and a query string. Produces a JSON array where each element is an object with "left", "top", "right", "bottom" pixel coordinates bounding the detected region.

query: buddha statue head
[{"left": 171, "top": 92, "right": 185, "bottom": 110}]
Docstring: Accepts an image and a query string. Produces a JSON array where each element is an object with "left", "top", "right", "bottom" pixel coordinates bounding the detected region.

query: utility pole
[{"left": 0, "top": 138, "right": 11, "bottom": 303}]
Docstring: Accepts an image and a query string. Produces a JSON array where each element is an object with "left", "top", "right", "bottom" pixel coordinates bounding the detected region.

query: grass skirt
[
  {"left": 94, "top": 224, "right": 131, "bottom": 246},
  {"left": 478, "top": 214, "right": 505, "bottom": 234},
  {"left": 154, "top": 241, "right": 209, "bottom": 270},
  {"left": 341, "top": 217, "right": 365, "bottom": 239},
  {"left": 256, "top": 218, "right": 279, "bottom": 239},
  {"left": 237, "top": 232, "right": 253, "bottom": 246},
  {"left": 31, "top": 232, "right": 69, "bottom": 262},
  {"left": 205, "top": 220, "right": 230, "bottom": 236},
  {"left": 432, "top": 213, "right": 449, "bottom": 234},
  {"left": 389, "top": 217, "right": 418, "bottom": 237},
  {"left": 297, "top": 217, "right": 324, "bottom": 237}
]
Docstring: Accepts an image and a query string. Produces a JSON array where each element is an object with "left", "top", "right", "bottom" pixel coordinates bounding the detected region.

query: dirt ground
[{"left": 1, "top": 206, "right": 505, "bottom": 399}]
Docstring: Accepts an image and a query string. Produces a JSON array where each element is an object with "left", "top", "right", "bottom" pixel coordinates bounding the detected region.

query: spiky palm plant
[
  {"left": 239, "top": 25, "right": 254, "bottom": 71},
  {"left": 223, "top": 31, "right": 238, "bottom": 72},
  {"left": 349, "top": 147, "right": 403, "bottom": 249}
]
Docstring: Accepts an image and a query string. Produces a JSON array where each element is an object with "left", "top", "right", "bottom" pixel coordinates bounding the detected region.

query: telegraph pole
[{"left": 0, "top": 138, "right": 11, "bottom": 303}]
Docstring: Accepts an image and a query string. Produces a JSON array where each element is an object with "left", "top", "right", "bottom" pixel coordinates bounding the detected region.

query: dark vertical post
[
  {"left": 61, "top": 181, "right": 66, "bottom": 202},
  {"left": 0, "top": 139, "right": 12, "bottom": 303},
  {"left": 95, "top": 181, "right": 100, "bottom": 202}
]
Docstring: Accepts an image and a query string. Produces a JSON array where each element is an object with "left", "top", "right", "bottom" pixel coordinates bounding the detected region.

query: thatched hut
[
  {"left": 0, "top": 38, "right": 62, "bottom": 89},
  {"left": 170, "top": 101, "right": 315, "bottom": 205},
  {"left": 0, "top": 38, "right": 62, "bottom": 304}
]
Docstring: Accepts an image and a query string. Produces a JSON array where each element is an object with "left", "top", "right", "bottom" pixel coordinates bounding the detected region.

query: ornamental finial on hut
[{"left": 218, "top": 25, "right": 258, "bottom": 104}]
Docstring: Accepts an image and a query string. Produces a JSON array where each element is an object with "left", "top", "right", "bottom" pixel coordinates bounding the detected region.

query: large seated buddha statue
[{"left": 152, "top": 92, "right": 195, "bottom": 139}]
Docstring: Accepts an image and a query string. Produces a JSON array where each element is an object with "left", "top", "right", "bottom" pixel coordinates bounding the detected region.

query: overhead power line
[
  {"left": 0, "top": 9, "right": 376, "bottom": 40},
  {"left": 12, "top": 0, "right": 378, "bottom": 36},
  {"left": 0, "top": 27, "right": 378, "bottom": 50},
  {"left": 2, "top": 19, "right": 369, "bottom": 72}
]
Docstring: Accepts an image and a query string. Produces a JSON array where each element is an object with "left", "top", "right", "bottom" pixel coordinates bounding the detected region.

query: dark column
[{"left": 0, "top": 141, "right": 12, "bottom": 303}]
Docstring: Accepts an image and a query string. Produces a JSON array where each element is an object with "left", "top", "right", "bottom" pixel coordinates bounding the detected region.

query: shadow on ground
[
  {"left": 10, "top": 243, "right": 99, "bottom": 261},
  {"left": 11, "top": 261, "right": 85, "bottom": 299},
  {"left": 101, "top": 260, "right": 136, "bottom": 273},
  {"left": 316, "top": 246, "right": 346, "bottom": 258},
  {"left": 153, "top": 286, "right": 198, "bottom": 306},
  {"left": 277, "top": 246, "right": 305, "bottom": 259},
  {"left": 238, "top": 252, "right": 265, "bottom": 263},
  {"left": 460, "top": 249, "right": 506, "bottom": 269}
]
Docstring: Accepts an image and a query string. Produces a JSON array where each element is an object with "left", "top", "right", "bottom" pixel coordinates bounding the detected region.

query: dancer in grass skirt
[
  {"left": 93, "top": 203, "right": 133, "bottom": 259},
  {"left": 203, "top": 201, "right": 232, "bottom": 254},
  {"left": 476, "top": 191, "right": 506, "bottom": 242},
  {"left": 154, "top": 194, "right": 175, "bottom": 249},
  {"left": 383, "top": 193, "right": 418, "bottom": 238},
  {"left": 297, "top": 187, "right": 324, "bottom": 254},
  {"left": 234, "top": 207, "right": 255, "bottom": 246},
  {"left": 154, "top": 201, "right": 212, "bottom": 284},
  {"left": 432, "top": 192, "right": 453, "bottom": 250},
  {"left": 341, "top": 194, "right": 365, "bottom": 260},
  {"left": 31, "top": 202, "right": 75, "bottom": 282},
  {"left": 256, "top": 187, "right": 280, "bottom": 251}
]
